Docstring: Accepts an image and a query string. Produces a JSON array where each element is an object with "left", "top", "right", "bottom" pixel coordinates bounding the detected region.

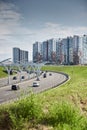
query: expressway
[{"left": 0, "top": 72, "right": 68, "bottom": 104}]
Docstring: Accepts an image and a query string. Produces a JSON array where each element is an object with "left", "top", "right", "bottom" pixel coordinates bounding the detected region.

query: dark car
[
  {"left": 13, "top": 76, "right": 17, "bottom": 80},
  {"left": 43, "top": 73, "right": 46, "bottom": 78},
  {"left": 21, "top": 76, "right": 25, "bottom": 79},
  {"left": 49, "top": 73, "right": 52, "bottom": 76},
  {"left": 11, "top": 84, "right": 20, "bottom": 90}
]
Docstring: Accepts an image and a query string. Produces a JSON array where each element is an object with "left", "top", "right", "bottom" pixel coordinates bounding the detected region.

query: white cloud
[
  {"left": 0, "top": 1, "right": 87, "bottom": 61},
  {"left": 0, "top": 1, "right": 35, "bottom": 40},
  {"left": 33, "top": 22, "right": 87, "bottom": 41},
  {"left": 0, "top": 1, "right": 23, "bottom": 35}
]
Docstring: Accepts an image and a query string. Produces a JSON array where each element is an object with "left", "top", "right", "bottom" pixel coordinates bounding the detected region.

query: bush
[
  {"left": 0, "top": 94, "right": 43, "bottom": 130},
  {"left": 9, "top": 94, "right": 43, "bottom": 129},
  {"left": 42, "top": 102, "right": 87, "bottom": 130},
  {"left": 0, "top": 110, "right": 13, "bottom": 130}
]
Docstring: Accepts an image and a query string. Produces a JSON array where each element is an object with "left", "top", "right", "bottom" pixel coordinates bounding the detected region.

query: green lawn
[{"left": 0, "top": 65, "right": 87, "bottom": 130}]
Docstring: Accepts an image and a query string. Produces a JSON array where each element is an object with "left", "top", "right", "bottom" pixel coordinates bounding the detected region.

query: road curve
[{"left": 0, "top": 72, "right": 68, "bottom": 104}]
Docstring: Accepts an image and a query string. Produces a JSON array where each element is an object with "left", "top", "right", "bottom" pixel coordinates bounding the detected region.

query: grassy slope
[
  {"left": 0, "top": 65, "right": 87, "bottom": 130},
  {"left": 0, "top": 66, "right": 8, "bottom": 78},
  {"left": 39, "top": 65, "right": 87, "bottom": 114}
]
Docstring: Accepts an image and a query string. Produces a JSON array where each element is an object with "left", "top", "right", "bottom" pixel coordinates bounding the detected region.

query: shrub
[
  {"left": 42, "top": 102, "right": 87, "bottom": 130},
  {"left": 9, "top": 94, "right": 43, "bottom": 129},
  {"left": 0, "top": 110, "right": 13, "bottom": 130}
]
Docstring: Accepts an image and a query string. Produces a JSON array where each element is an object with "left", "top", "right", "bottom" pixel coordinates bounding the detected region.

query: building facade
[
  {"left": 42, "top": 41, "right": 48, "bottom": 62},
  {"left": 33, "top": 35, "right": 87, "bottom": 65},
  {"left": 20, "top": 50, "right": 28, "bottom": 63},
  {"left": 48, "top": 39, "right": 57, "bottom": 62},
  {"left": 56, "top": 39, "right": 62, "bottom": 64},
  {"left": 13, "top": 48, "right": 20, "bottom": 63},
  {"left": 33, "top": 42, "right": 42, "bottom": 62},
  {"left": 13, "top": 47, "right": 28, "bottom": 64},
  {"left": 78, "top": 35, "right": 87, "bottom": 65}
]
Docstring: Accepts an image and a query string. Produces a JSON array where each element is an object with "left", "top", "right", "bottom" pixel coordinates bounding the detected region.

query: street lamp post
[{"left": 0, "top": 58, "right": 12, "bottom": 85}]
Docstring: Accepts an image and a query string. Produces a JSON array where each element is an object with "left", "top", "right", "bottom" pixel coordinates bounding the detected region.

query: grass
[
  {"left": 0, "top": 65, "right": 87, "bottom": 129},
  {"left": 0, "top": 66, "right": 8, "bottom": 78}
]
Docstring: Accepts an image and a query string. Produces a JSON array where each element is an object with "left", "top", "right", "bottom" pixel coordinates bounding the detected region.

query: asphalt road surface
[
  {"left": 0, "top": 71, "right": 36, "bottom": 87},
  {"left": 0, "top": 72, "right": 68, "bottom": 104}
]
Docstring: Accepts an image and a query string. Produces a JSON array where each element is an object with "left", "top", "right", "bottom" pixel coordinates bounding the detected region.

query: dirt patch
[
  {"left": 0, "top": 111, "right": 13, "bottom": 130},
  {"left": 29, "top": 124, "right": 53, "bottom": 130}
]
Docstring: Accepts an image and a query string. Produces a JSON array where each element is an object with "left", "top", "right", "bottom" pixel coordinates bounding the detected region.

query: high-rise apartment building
[
  {"left": 13, "top": 47, "right": 28, "bottom": 64},
  {"left": 33, "top": 42, "right": 42, "bottom": 62},
  {"left": 42, "top": 39, "right": 57, "bottom": 63},
  {"left": 20, "top": 50, "right": 28, "bottom": 63},
  {"left": 48, "top": 39, "right": 57, "bottom": 62},
  {"left": 61, "top": 38, "right": 68, "bottom": 64},
  {"left": 56, "top": 39, "right": 62, "bottom": 64},
  {"left": 42, "top": 40, "right": 48, "bottom": 62},
  {"left": 13, "top": 48, "right": 20, "bottom": 63},
  {"left": 33, "top": 35, "right": 87, "bottom": 65},
  {"left": 78, "top": 35, "right": 87, "bottom": 65},
  {"left": 67, "top": 36, "right": 74, "bottom": 64},
  {"left": 72, "top": 35, "right": 79, "bottom": 64}
]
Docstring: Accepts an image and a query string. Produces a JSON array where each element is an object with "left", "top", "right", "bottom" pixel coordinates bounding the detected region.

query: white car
[{"left": 33, "top": 82, "right": 39, "bottom": 87}]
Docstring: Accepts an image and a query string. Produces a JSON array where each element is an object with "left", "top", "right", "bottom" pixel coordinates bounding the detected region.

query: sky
[{"left": 0, "top": 0, "right": 87, "bottom": 61}]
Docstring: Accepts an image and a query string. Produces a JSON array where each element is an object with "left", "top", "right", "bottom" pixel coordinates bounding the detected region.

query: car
[
  {"left": 33, "top": 82, "right": 39, "bottom": 87},
  {"left": 49, "top": 73, "right": 52, "bottom": 76},
  {"left": 13, "top": 76, "right": 17, "bottom": 80},
  {"left": 41, "top": 71, "right": 44, "bottom": 74},
  {"left": 11, "top": 84, "right": 20, "bottom": 90},
  {"left": 21, "top": 76, "right": 25, "bottom": 79},
  {"left": 43, "top": 73, "right": 46, "bottom": 78}
]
